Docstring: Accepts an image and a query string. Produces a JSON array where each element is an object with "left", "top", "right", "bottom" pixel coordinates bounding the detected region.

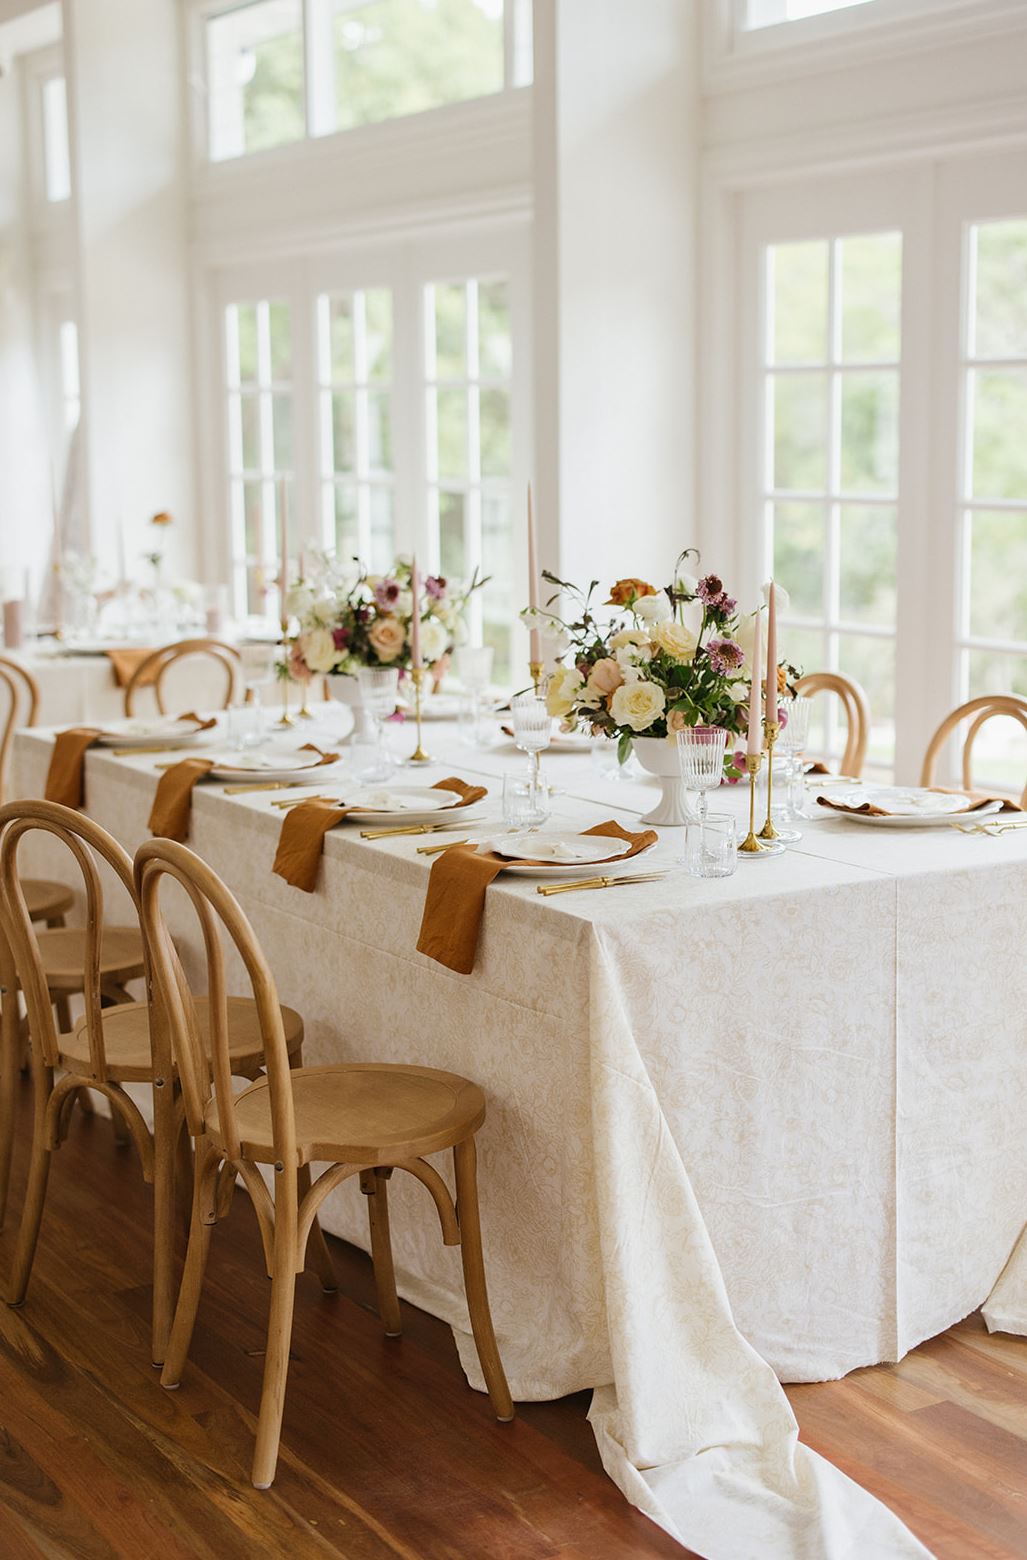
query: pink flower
[
  {"left": 374, "top": 578, "right": 401, "bottom": 609},
  {"left": 425, "top": 575, "right": 447, "bottom": 601},
  {"left": 587, "top": 657, "right": 624, "bottom": 697},
  {"left": 667, "top": 708, "right": 688, "bottom": 733},
  {"left": 705, "top": 637, "right": 745, "bottom": 675}
]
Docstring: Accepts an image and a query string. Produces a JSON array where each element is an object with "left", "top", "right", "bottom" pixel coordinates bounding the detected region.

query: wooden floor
[{"left": 0, "top": 1083, "right": 1023, "bottom": 1560}]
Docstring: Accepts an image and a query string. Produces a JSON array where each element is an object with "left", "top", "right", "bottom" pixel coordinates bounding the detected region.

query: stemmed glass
[
  {"left": 456, "top": 645, "right": 495, "bottom": 748},
  {"left": 775, "top": 696, "right": 813, "bottom": 837},
  {"left": 510, "top": 691, "right": 552, "bottom": 826},
  {"left": 356, "top": 666, "right": 400, "bottom": 782},
  {"left": 675, "top": 725, "right": 728, "bottom": 874},
  {"left": 235, "top": 642, "right": 276, "bottom": 748}
]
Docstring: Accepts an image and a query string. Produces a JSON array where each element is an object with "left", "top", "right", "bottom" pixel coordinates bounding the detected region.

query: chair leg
[
  {"left": 0, "top": 990, "right": 20, "bottom": 1232},
  {"left": 251, "top": 1167, "right": 299, "bottom": 1490},
  {"left": 453, "top": 1136, "right": 513, "bottom": 1422},
  {"left": 44, "top": 915, "right": 66, "bottom": 931},
  {"left": 297, "top": 1163, "right": 337, "bottom": 1293},
  {"left": 7, "top": 1069, "right": 56, "bottom": 1307},
  {"left": 53, "top": 994, "right": 72, "bottom": 1035},
  {"left": 360, "top": 1168, "right": 402, "bottom": 1336},
  {"left": 151, "top": 1082, "right": 178, "bottom": 1369},
  {"left": 175, "top": 1116, "right": 194, "bottom": 1231},
  {"left": 160, "top": 1141, "right": 216, "bottom": 1389}
]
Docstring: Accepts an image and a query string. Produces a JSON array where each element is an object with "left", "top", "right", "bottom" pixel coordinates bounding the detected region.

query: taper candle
[
  {"left": 527, "top": 483, "right": 541, "bottom": 664},
  {"left": 277, "top": 478, "right": 288, "bottom": 613},
  {"left": 410, "top": 555, "right": 422, "bottom": 669},
  {"left": 765, "top": 581, "right": 777, "bottom": 723},
  {"left": 747, "top": 608, "right": 763, "bottom": 757}
]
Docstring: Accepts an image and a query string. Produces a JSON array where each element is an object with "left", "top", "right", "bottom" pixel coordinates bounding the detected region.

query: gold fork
[
  {"left": 271, "top": 793, "right": 342, "bottom": 810},
  {"left": 537, "top": 870, "right": 668, "bottom": 896}
]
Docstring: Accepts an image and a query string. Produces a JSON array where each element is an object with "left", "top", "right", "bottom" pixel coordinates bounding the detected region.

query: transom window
[
  {"left": 41, "top": 73, "right": 70, "bottom": 202},
  {"left": 205, "top": 0, "right": 532, "bottom": 163},
  {"left": 764, "top": 231, "right": 902, "bottom": 769},
  {"left": 745, "top": 0, "right": 877, "bottom": 28},
  {"left": 317, "top": 287, "right": 395, "bottom": 572},
  {"left": 957, "top": 218, "right": 1027, "bottom": 787},
  {"left": 225, "top": 297, "right": 294, "bottom": 615}
]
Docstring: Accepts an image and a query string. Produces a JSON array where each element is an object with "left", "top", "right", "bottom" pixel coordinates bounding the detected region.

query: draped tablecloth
[
  {"left": 10, "top": 712, "right": 1027, "bottom": 1558},
  {"left": 6, "top": 645, "right": 235, "bottom": 726}
]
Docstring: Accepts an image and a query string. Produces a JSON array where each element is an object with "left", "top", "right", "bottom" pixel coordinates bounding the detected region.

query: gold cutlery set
[{"left": 949, "top": 817, "right": 1027, "bottom": 836}]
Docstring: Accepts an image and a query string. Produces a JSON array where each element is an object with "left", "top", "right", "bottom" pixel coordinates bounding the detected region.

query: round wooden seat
[
  {"left": 37, "top": 926, "right": 145, "bottom": 992},
  {"left": 61, "top": 997, "right": 305, "bottom": 1083},
  {"left": 24, "top": 880, "right": 74, "bottom": 923},
  {"left": 203, "top": 1063, "right": 487, "bottom": 1166}
]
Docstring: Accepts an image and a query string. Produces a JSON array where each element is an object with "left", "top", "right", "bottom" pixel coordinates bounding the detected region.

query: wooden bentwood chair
[
  {"left": 0, "top": 657, "right": 73, "bottom": 928},
  {"left": 920, "top": 693, "right": 1027, "bottom": 807},
  {"left": 136, "top": 837, "right": 513, "bottom": 1490},
  {"left": 123, "top": 638, "right": 241, "bottom": 717},
  {"left": 795, "top": 670, "right": 871, "bottom": 778},
  {"left": 0, "top": 801, "right": 324, "bottom": 1368}
]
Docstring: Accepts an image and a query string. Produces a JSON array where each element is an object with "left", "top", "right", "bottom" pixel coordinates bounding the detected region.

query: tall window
[
  {"left": 745, "top": 0, "right": 877, "bottom": 27},
  {"left": 958, "top": 218, "right": 1027, "bottom": 787},
  {"left": 425, "top": 275, "right": 514, "bottom": 682},
  {"left": 317, "top": 287, "right": 395, "bottom": 570},
  {"left": 764, "top": 232, "right": 901, "bottom": 768},
  {"left": 205, "top": 0, "right": 531, "bottom": 162},
  {"left": 41, "top": 74, "right": 71, "bottom": 202},
  {"left": 58, "top": 320, "right": 80, "bottom": 433},
  {"left": 225, "top": 298, "right": 294, "bottom": 615}
]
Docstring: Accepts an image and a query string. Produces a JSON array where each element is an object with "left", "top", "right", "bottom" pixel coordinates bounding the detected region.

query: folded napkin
[
  {"left": 106, "top": 648, "right": 159, "bottom": 689},
  {"left": 148, "top": 758, "right": 215, "bottom": 841},
  {"left": 44, "top": 727, "right": 102, "bottom": 808},
  {"left": 416, "top": 819, "right": 657, "bottom": 976},
  {"left": 272, "top": 776, "right": 487, "bottom": 893},
  {"left": 817, "top": 786, "right": 1022, "bottom": 819}
]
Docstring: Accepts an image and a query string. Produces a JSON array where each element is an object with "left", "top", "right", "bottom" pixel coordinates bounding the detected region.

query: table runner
[{"left": 13, "top": 714, "right": 1027, "bottom": 1558}]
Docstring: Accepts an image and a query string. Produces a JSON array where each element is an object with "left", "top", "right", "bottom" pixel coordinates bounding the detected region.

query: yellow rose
[
  {"left": 546, "top": 665, "right": 583, "bottom": 719},
  {"left": 368, "top": 615, "right": 406, "bottom": 663},
  {"left": 609, "top": 628, "right": 650, "bottom": 651},
  {"left": 299, "top": 626, "right": 337, "bottom": 674},
  {"left": 650, "top": 620, "right": 697, "bottom": 661},
  {"left": 610, "top": 679, "right": 666, "bottom": 733}
]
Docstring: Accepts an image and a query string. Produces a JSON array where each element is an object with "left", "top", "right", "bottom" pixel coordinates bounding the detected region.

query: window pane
[
  {"left": 242, "top": 480, "right": 264, "bottom": 555},
  {"left": 237, "top": 304, "right": 259, "bottom": 384},
  {"left": 437, "top": 388, "right": 468, "bottom": 478},
  {"left": 837, "top": 633, "right": 894, "bottom": 768},
  {"left": 966, "top": 649, "right": 1027, "bottom": 791},
  {"left": 840, "top": 370, "right": 898, "bottom": 495},
  {"left": 973, "top": 219, "right": 1027, "bottom": 360},
  {"left": 968, "top": 510, "right": 1027, "bottom": 644},
  {"left": 332, "top": 391, "right": 356, "bottom": 472},
  {"left": 970, "top": 369, "right": 1027, "bottom": 501},
  {"left": 480, "top": 387, "right": 511, "bottom": 477},
  {"left": 42, "top": 76, "right": 70, "bottom": 203},
  {"left": 333, "top": 484, "right": 359, "bottom": 556},
  {"left": 365, "top": 289, "right": 392, "bottom": 382},
  {"left": 839, "top": 232, "right": 901, "bottom": 364},
  {"left": 746, "top": 0, "right": 876, "bottom": 25},
  {"left": 483, "top": 488, "right": 514, "bottom": 682},
  {"left": 439, "top": 490, "right": 467, "bottom": 578},
  {"left": 369, "top": 485, "right": 394, "bottom": 572},
  {"left": 780, "top": 625, "right": 829, "bottom": 757},
  {"left": 432, "top": 284, "right": 467, "bottom": 380},
  {"left": 771, "top": 373, "right": 828, "bottom": 490},
  {"left": 272, "top": 393, "right": 293, "bottom": 469},
  {"left": 269, "top": 301, "right": 292, "bottom": 379},
  {"left": 330, "top": 0, "right": 504, "bottom": 135},
  {"left": 367, "top": 390, "right": 392, "bottom": 473},
  {"left": 773, "top": 501, "right": 824, "bottom": 617},
  {"left": 839, "top": 504, "right": 896, "bottom": 626},
  {"left": 479, "top": 279, "right": 512, "bottom": 378},
  {"left": 769, "top": 241, "right": 828, "bottom": 366},
  {"left": 240, "top": 393, "right": 261, "bottom": 470},
  {"left": 329, "top": 297, "right": 355, "bottom": 382},
  {"left": 207, "top": 0, "right": 304, "bottom": 162}
]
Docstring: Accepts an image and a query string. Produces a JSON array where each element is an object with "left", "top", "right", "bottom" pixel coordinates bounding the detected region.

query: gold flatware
[
  {"left": 112, "top": 745, "right": 192, "bottom": 758},
  {"left": 950, "top": 817, "right": 1027, "bottom": 835},
  {"left": 537, "top": 870, "right": 668, "bottom": 896},
  {"left": 221, "top": 781, "right": 306, "bottom": 796},
  {"left": 361, "top": 821, "right": 462, "bottom": 840},
  {"left": 271, "top": 794, "right": 341, "bottom": 810},
  {"left": 417, "top": 837, "right": 475, "bottom": 855}
]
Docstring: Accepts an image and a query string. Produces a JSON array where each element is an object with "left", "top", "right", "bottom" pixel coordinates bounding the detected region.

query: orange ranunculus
[
  {"left": 607, "top": 577, "right": 657, "bottom": 606},
  {"left": 150, "top": 511, "right": 173, "bottom": 527},
  {"left": 777, "top": 663, "right": 787, "bottom": 694}
]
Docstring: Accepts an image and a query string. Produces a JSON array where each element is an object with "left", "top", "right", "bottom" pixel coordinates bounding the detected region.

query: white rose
[
  {"left": 299, "top": 625, "right": 338, "bottom": 674},
  {"left": 634, "top": 592, "right": 672, "bottom": 626},
  {"left": 285, "top": 583, "right": 314, "bottom": 619},
  {"left": 762, "top": 580, "right": 791, "bottom": 613},
  {"left": 610, "top": 679, "right": 666, "bottom": 732},
  {"left": 419, "top": 617, "right": 449, "bottom": 662},
  {"left": 396, "top": 589, "right": 414, "bottom": 618},
  {"left": 546, "top": 665, "right": 583, "bottom": 720},
  {"left": 649, "top": 621, "right": 697, "bottom": 661},
  {"left": 609, "top": 628, "right": 650, "bottom": 652}
]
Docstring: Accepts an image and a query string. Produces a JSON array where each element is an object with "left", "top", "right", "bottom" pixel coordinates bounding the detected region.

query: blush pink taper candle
[
  {"left": 765, "top": 581, "right": 777, "bottom": 725},
  {"left": 527, "top": 483, "right": 541, "bottom": 665},
  {"left": 410, "top": 556, "right": 422, "bottom": 670},
  {"left": 277, "top": 478, "right": 289, "bottom": 616},
  {"left": 747, "top": 608, "right": 763, "bottom": 758}
]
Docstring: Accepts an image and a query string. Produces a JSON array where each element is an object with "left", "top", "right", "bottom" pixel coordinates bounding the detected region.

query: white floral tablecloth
[{"left": 11, "top": 711, "right": 1027, "bottom": 1559}]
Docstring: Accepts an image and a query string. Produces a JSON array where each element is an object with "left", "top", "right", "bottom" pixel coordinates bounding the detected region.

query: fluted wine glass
[
  {"left": 675, "top": 725, "right": 728, "bottom": 875},
  {"left": 775, "top": 696, "right": 813, "bottom": 838},
  {"left": 356, "top": 666, "right": 400, "bottom": 782},
  {"left": 510, "top": 691, "right": 551, "bottom": 826}
]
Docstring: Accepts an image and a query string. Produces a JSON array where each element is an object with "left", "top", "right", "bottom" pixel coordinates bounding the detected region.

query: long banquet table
[{"left": 10, "top": 708, "right": 1027, "bottom": 1558}]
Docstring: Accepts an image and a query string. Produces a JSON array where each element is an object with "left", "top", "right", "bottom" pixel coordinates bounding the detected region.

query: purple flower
[
  {"left": 374, "top": 578, "right": 401, "bottom": 609},
  {"left": 332, "top": 626, "right": 350, "bottom": 650},
  {"left": 704, "top": 636, "right": 745, "bottom": 674},
  {"left": 696, "top": 574, "right": 724, "bottom": 605},
  {"left": 778, "top": 704, "right": 789, "bottom": 729},
  {"left": 425, "top": 575, "right": 447, "bottom": 601}
]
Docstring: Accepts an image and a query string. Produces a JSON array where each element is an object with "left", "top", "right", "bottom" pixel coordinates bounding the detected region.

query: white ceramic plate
[
  {"left": 478, "top": 831, "right": 655, "bottom": 875},
  {"left": 815, "top": 786, "right": 1004, "bottom": 827},
  {"left": 491, "top": 830, "right": 634, "bottom": 865},
  {"left": 342, "top": 785, "right": 486, "bottom": 824},
  {"left": 95, "top": 718, "right": 211, "bottom": 749},
  {"left": 208, "top": 749, "right": 340, "bottom": 782}
]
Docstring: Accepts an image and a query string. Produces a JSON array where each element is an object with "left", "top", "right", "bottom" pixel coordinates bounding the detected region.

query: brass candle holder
[
  {"left": 296, "top": 679, "right": 315, "bottom": 720},
  {"left": 277, "top": 620, "right": 294, "bottom": 727},
  {"left": 738, "top": 752, "right": 765, "bottom": 854},
  {"left": 759, "top": 720, "right": 781, "bottom": 841},
  {"left": 529, "top": 659, "right": 544, "bottom": 696},
  {"left": 407, "top": 665, "right": 431, "bottom": 764}
]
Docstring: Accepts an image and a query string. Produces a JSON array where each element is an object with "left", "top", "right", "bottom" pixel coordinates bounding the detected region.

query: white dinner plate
[
  {"left": 815, "top": 786, "right": 1004, "bottom": 827},
  {"left": 95, "top": 718, "right": 212, "bottom": 749},
  {"left": 342, "top": 785, "right": 486, "bottom": 824},
  {"left": 208, "top": 749, "right": 341, "bottom": 782},
  {"left": 491, "top": 830, "right": 634, "bottom": 865},
  {"left": 477, "top": 831, "right": 654, "bottom": 875}
]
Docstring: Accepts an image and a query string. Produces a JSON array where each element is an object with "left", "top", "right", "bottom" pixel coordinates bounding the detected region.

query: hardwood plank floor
[{"left": 0, "top": 1080, "right": 1022, "bottom": 1560}]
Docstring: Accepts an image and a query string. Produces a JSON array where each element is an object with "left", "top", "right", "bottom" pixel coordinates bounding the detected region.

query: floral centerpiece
[{"left": 288, "top": 554, "right": 487, "bottom": 684}]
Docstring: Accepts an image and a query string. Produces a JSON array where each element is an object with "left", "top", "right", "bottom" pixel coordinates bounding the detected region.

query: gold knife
[
  {"left": 537, "top": 870, "right": 668, "bottom": 896},
  {"left": 221, "top": 781, "right": 307, "bottom": 796},
  {"left": 271, "top": 794, "right": 342, "bottom": 810},
  {"left": 361, "top": 821, "right": 460, "bottom": 839}
]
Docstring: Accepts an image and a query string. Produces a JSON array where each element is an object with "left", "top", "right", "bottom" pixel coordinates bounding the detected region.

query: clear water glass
[
  {"left": 502, "top": 773, "right": 551, "bottom": 828},
  {"left": 510, "top": 691, "right": 551, "bottom": 820},
  {"left": 456, "top": 645, "right": 495, "bottom": 747},
  {"left": 776, "top": 696, "right": 813, "bottom": 831},
  {"left": 683, "top": 813, "right": 737, "bottom": 878},
  {"left": 357, "top": 666, "right": 399, "bottom": 781},
  {"left": 676, "top": 725, "right": 728, "bottom": 859}
]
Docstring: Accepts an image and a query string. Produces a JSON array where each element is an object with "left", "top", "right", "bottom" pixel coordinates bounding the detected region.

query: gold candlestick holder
[
  {"left": 738, "top": 752, "right": 765, "bottom": 854},
  {"left": 529, "top": 660, "right": 544, "bottom": 696},
  {"left": 759, "top": 720, "right": 781, "bottom": 841},
  {"left": 407, "top": 666, "right": 431, "bottom": 764},
  {"left": 277, "top": 622, "right": 294, "bottom": 727},
  {"left": 296, "top": 679, "right": 314, "bottom": 720}
]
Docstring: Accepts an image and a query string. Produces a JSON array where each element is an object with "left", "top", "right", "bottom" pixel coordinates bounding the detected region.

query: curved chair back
[
  {"left": 0, "top": 657, "right": 41, "bottom": 805},
  {"left": 135, "top": 839, "right": 297, "bottom": 1167},
  {"left": 795, "top": 670, "right": 871, "bottom": 778},
  {"left": 920, "top": 694, "right": 1027, "bottom": 807},
  {"left": 0, "top": 801, "right": 135, "bottom": 1076},
  {"left": 124, "top": 639, "right": 240, "bottom": 717}
]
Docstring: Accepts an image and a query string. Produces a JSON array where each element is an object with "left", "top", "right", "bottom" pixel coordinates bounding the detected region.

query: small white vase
[
  {"left": 326, "top": 672, "right": 367, "bottom": 741},
  {"left": 632, "top": 736, "right": 700, "bottom": 827}
]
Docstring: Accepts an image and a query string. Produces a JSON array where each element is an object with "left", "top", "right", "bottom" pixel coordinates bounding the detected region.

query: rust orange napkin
[
  {"left": 106, "top": 648, "right": 159, "bottom": 689},
  {"left": 148, "top": 758, "right": 216, "bottom": 841},
  {"left": 816, "top": 786, "right": 1022, "bottom": 819},
  {"left": 44, "top": 727, "right": 102, "bottom": 808},
  {"left": 416, "top": 819, "right": 658, "bottom": 976},
  {"left": 273, "top": 776, "right": 487, "bottom": 893}
]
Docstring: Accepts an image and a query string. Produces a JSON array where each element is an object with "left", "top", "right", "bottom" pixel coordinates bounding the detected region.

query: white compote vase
[
  {"left": 326, "top": 671, "right": 372, "bottom": 742},
  {"left": 632, "top": 736, "right": 701, "bottom": 827}
]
